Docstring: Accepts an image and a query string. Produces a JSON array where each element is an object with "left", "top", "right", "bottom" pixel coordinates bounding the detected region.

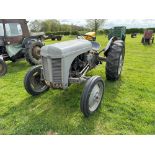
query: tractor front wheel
[
  {"left": 0, "top": 59, "right": 7, "bottom": 77},
  {"left": 80, "top": 76, "right": 104, "bottom": 117},
  {"left": 24, "top": 65, "right": 49, "bottom": 96}
]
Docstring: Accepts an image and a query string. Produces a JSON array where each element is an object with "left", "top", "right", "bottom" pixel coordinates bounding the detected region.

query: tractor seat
[
  {"left": 91, "top": 41, "right": 100, "bottom": 51},
  {"left": 6, "top": 44, "right": 23, "bottom": 58}
]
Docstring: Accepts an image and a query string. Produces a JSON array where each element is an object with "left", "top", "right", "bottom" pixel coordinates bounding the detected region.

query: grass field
[{"left": 0, "top": 34, "right": 155, "bottom": 135}]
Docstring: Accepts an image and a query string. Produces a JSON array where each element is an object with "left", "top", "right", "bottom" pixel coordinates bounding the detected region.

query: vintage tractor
[
  {"left": 0, "top": 19, "right": 44, "bottom": 76},
  {"left": 108, "top": 26, "right": 126, "bottom": 41},
  {"left": 141, "top": 30, "right": 154, "bottom": 45},
  {"left": 24, "top": 36, "right": 125, "bottom": 117},
  {"left": 131, "top": 33, "right": 137, "bottom": 38}
]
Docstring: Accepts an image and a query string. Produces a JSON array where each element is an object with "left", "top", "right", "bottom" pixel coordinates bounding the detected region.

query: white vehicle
[{"left": 24, "top": 37, "right": 125, "bottom": 117}]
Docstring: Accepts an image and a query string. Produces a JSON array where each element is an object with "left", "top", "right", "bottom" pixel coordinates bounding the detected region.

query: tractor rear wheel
[
  {"left": 0, "top": 59, "right": 7, "bottom": 77},
  {"left": 141, "top": 37, "right": 144, "bottom": 44},
  {"left": 24, "top": 65, "right": 49, "bottom": 96},
  {"left": 57, "top": 37, "right": 62, "bottom": 41},
  {"left": 80, "top": 76, "right": 104, "bottom": 117},
  {"left": 106, "top": 40, "right": 125, "bottom": 81},
  {"left": 25, "top": 42, "right": 43, "bottom": 65}
]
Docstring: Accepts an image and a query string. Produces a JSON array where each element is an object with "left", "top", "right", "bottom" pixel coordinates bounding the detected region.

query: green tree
[
  {"left": 50, "top": 19, "right": 61, "bottom": 31},
  {"left": 60, "top": 24, "right": 71, "bottom": 31},
  {"left": 41, "top": 19, "right": 61, "bottom": 32},
  {"left": 86, "top": 19, "right": 106, "bottom": 32},
  {"left": 29, "top": 20, "right": 42, "bottom": 32},
  {"left": 41, "top": 20, "right": 51, "bottom": 32}
]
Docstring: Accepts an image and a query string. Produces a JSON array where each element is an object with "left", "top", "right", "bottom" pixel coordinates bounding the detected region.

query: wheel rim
[
  {"left": 32, "top": 46, "right": 41, "bottom": 60},
  {"left": 30, "top": 71, "right": 47, "bottom": 92},
  {"left": 118, "top": 54, "right": 123, "bottom": 75},
  {"left": 88, "top": 81, "right": 104, "bottom": 112}
]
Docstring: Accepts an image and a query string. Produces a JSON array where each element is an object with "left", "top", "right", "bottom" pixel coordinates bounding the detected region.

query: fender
[
  {"left": 104, "top": 37, "right": 115, "bottom": 52},
  {"left": 22, "top": 37, "right": 44, "bottom": 48},
  {"left": 104, "top": 37, "right": 124, "bottom": 56},
  {"left": 0, "top": 55, "right": 3, "bottom": 60}
]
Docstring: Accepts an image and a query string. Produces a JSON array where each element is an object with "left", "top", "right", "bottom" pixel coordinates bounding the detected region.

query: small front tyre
[
  {"left": 24, "top": 65, "right": 49, "bottom": 96},
  {"left": 80, "top": 76, "right": 104, "bottom": 117}
]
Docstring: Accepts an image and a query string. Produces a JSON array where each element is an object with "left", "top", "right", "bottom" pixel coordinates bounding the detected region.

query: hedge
[
  {"left": 45, "top": 28, "right": 155, "bottom": 36},
  {"left": 45, "top": 31, "right": 81, "bottom": 36},
  {"left": 104, "top": 28, "right": 155, "bottom": 34}
]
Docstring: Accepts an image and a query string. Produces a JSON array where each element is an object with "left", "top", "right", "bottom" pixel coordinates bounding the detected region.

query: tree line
[
  {"left": 104, "top": 28, "right": 155, "bottom": 34},
  {"left": 29, "top": 19, "right": 155, "bottom": 35},
  {"left": 29, "top": 19, "right": 106, "bottom": 35},
  {"left": 29, "top": 19, "right": 87, "bottom": 34}
]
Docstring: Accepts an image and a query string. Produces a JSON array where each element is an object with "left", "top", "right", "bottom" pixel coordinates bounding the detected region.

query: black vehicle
[
  {"left": 131, "top": 33, "right": 137, "bottom": 38},
  {"left": 49, "top": 34, "right": 62, "bottom": 41}
]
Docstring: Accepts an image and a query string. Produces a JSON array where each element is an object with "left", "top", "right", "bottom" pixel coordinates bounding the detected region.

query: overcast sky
[{"left": 59, "top": 19, "right": 155, "bottom": 28}]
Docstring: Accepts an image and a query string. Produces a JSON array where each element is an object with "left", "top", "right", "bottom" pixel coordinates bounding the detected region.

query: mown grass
[{"left": 0, "top": 34, "right": 155, "bottom": 135}]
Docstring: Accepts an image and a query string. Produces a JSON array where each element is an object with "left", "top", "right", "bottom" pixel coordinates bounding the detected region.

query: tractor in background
[
  {"left": 108, "top": 26, "right": 126, "bottom": 41},
  {"left": 131, "top": 33, "right": 137, "bottom": 38},
  {"left": 141, "top": 30, "right": 154, "bottom": 45},
  {"left": 0, "top": 19, "right": 44, "bottom": 76}
]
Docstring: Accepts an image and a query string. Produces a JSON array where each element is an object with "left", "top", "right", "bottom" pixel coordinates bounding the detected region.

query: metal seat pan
[{"left": 91, "top": 41, "right": 100, "bottom": 51}]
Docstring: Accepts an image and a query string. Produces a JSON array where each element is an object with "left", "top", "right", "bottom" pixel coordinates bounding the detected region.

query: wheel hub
[
  {"left": 93, "top": 92, "right": 100, "bottom": 103},
  {"left": 30, "top": 71, "right": 46, "bottom": 91},
  {"left": 88, "top": 82, "right": 103, "bottom": 112},
  {"left": 32, "top": 46, "right": 41, "bottom": 60}
]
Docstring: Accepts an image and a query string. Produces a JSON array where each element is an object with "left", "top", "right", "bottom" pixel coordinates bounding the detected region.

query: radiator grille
[
  {"left": 52, "top": 58, "right": 62, "bottom": 83},
  {"left": 42, "top": 57, "right": 62, "bottom": 83},
  {"left": 42, "top": 57, "right": 50, "bottom": 81}
]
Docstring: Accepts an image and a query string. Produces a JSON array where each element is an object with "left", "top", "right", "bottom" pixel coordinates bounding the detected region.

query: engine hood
[{"left": 41, "top": 39, "right": 92, "bottom": 58}]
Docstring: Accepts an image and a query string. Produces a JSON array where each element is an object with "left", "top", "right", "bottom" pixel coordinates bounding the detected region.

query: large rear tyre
[
  {"left": 106, "top": 40, "right": 125, "bottom": 81},
  {"left": 24, "top": 65, "right": 49, "bottom": 96},
  {"left": 0, "top": 59, "right": 7, "bottom": 77},
  {"left": 141, "top": 37, "right": 144, "bottom": 44},
  {"left": 25, "top": 42, "right": 43, "bottom": 66},
  {"left": 80, "top": 76, "right": 104, "bottom": 117}
]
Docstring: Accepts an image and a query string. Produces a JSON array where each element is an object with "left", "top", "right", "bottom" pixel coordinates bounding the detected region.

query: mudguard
[
  {"left": 0, "top": 55, "right": 3, "bottom": 60},
  {"left": 104, "top": 37, "right": 124, "bottom": 57},
  {"left": 104, "top": 37, "right": 115, "bottom": 52},
  {"left": 22, "top": 37, "right": 44, "bottom": 48}
]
